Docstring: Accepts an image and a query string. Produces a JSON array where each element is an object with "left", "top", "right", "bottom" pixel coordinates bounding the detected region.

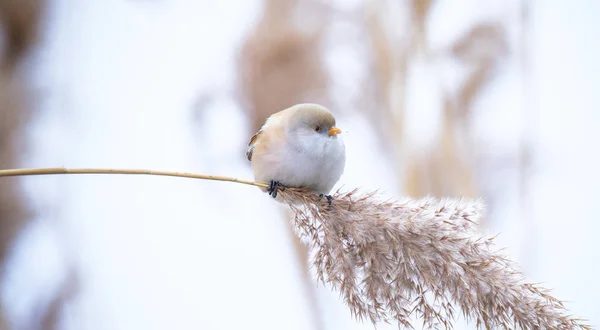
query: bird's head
[
  {"left": 287, "top": 103, "right": 341, "bottom": 136},
  {"left": 284, "top": 103, "right": 344, "bottom": 157}
]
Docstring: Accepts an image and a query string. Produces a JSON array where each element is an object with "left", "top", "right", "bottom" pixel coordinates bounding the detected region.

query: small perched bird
[{"left": 246, "top": 103, "right": 346, "bottom": 201}]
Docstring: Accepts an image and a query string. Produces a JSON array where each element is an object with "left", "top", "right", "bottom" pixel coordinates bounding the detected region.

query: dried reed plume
[
  {"left": 1, "top": 168, "right": 591, "bottom": 329},
  {"left": 279, "top": 188, "right": 591, "bottom": 330}
]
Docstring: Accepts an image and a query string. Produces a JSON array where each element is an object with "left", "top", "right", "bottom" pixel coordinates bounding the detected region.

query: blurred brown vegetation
[
  {"left": 0, "top": 0, "right": 46, "bottom": 71},
  {"left": 237, "top": 0, "right": 332, "bottom": 135},
  {"left": 236, "top": 0, "right": 517, "bottom": 328},
  {"left": 0, "top": 1, "right": 57, "bottom": 329},
  {"left": 238, "top": 0, "right": 511, "bottom": 197}
]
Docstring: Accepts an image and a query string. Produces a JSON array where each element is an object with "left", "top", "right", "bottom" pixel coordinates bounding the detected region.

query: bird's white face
[
  {"left": 287, "top": 114, "right": 344, "bottom": 158},
  {"left": 282, "top": 108, "right": 346, "bottom": 193}
]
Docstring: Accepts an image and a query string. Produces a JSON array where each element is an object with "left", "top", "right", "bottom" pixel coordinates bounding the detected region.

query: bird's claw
[
  {"left": 268, "top": 180, "right": 284, "bottom": 198},
  {"left": 319, "top": 194, "right": 333, "bottom": 208}
]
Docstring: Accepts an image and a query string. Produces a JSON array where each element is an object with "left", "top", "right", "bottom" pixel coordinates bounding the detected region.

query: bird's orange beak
[{"left": 328, "top": 127, "right": 342, "bottom": 136}]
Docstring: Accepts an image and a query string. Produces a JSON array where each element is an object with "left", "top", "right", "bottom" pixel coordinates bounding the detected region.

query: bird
[{"left": 246, "top": 103, "right": 346, "bottom": 202}]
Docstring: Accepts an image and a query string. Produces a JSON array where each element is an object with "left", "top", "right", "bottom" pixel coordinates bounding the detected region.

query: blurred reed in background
[
  {"left": 236, "top": 0, "right": 521, "bottom": 328},
  {"left": 0, "top": 0, "right": 46, "bottom": 328},
  {"left": 238, "top": 0, "right": 517, "bottom": 209},
  {"left": 0, "top": 2, "right": 75, "bottom": 330}
]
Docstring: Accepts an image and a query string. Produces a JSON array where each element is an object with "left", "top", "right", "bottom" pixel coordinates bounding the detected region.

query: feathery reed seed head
[{"left": 278, "top": 188, "right": 591, "bottom": 330}]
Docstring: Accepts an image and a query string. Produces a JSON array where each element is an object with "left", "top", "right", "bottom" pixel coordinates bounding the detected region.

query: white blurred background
[{"left": 0, "top": 0, "right": 598, "bottom": 329}]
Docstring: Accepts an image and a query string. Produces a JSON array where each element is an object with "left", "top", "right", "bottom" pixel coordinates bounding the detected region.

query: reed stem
[{"left": 0, "top": 167, "right": 269, "bottom": 188}]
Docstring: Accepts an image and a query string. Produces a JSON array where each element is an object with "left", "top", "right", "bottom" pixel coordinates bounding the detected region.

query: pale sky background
[{"left": 1, "top": 0, "right": 599, "bottom": 329}]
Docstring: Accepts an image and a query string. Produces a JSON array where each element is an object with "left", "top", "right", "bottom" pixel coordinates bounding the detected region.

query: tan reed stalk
[{"left": 0, "top": 167, "right": 269, "bottom": 188}]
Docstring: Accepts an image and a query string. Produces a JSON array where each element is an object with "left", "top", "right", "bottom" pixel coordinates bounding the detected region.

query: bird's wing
[
  {"left": 246, "top": 110, "right": 288, "bottom": 161},
  {"left": 246, "top": 129, "right": 263, "bottom": 161}
]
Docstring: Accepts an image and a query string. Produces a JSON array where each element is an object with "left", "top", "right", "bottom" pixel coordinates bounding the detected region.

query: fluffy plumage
[{"left": 247, "top": 103, "right": 346, "bottom": 196}]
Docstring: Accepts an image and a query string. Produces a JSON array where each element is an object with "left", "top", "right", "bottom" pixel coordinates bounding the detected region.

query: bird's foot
[
  {"left": 318, "top": 194, "right": 333, "bottom": 208},
  {"left": 267, "top": 180, "right": 284, "bottom": 198}
]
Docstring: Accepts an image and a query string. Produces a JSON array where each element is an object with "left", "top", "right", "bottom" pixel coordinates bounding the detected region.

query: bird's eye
[{"left": 314, "top": 126, "right": 321, "bottom": 132}]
